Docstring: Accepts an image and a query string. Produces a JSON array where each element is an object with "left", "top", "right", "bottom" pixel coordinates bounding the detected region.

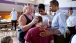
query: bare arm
[{"left": 18, "top": 15, "right": 34, "bottom": 32}]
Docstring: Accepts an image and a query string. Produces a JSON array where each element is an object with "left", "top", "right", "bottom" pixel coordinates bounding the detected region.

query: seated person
[
  {"left": 24, "top": 16, "right": 54, "bottom": 43},
  {"left": 1, "top": 36, "right": 13, "bottom": 43}
]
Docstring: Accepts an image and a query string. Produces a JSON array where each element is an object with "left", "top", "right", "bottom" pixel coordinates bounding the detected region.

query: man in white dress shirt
[
  {"left": 10, "top": 8, "right": 18, "bottom": 30},
  {"left": 66, "top": 7, "right": 76, "bottom": 43}
]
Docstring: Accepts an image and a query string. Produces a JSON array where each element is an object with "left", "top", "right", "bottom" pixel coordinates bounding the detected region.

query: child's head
[
  {"left": 35, "top": 16, "right": 43, "bottom": 27},
  {"left": 36, "top": 16, "right": 47, "bottom": 30},
  {"left": 1, "top": 36, "right": 13, "bottom": 43}
]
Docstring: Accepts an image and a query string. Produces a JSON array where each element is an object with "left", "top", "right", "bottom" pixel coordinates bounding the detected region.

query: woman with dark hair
[{"left": 35, "top": 3, "right": 52, "bottom": 28}]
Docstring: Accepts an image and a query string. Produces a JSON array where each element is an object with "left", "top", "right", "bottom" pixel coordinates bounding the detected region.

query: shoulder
[
  {"left": 18, "top": 14, "right": 26, "bottom": 21},
  {"left": 58, "top": 11, "right": 66, "bottom": 17},
  {"left": 58, "top": 11, "right": 64, "bottom": 15},
  {"left": 68, "top": 16, "right": 75, "bottom": 19},
  {"left": 19, "top": 15, "right": 25, "bottom": 19},
  {"left": 28, "top": 27, "right": 39, "bottom": 32},
  {"left": 72, "top": 13, "right": 76, "bottom": 16}
]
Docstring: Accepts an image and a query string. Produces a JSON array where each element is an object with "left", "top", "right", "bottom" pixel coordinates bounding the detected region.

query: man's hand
[
  {"left": 31, "top": 17, "right": 38, "bottom": 24},
  {"left": 66, "top": 30, "right": 70, "bottom": 34},
  {"left": 39, "top": 30, "right": 52, "bottom": 37},
  {"left": 54, "top": 30, "right": 61, "bottom": 35}
]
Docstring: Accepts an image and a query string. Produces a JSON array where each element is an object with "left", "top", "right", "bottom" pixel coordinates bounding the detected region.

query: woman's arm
[{"left": 18, "top": 15, "right": 37, "bottom": 32}]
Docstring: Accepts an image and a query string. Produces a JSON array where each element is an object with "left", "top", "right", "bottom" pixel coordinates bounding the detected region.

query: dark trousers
[
  {"left": 11, "top": 20, "right": 17, "bottom": 30},
  {"left": 53, "top": 35, "right": 65, "bottom": 43},
  {"left": 66, "top": 26, "right": 76, "bottom": 43}
]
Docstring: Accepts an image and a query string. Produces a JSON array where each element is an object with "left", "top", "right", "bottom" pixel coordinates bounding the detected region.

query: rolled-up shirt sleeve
[{"left": 58, "top": 12, "right": 66, "bottom": 35}]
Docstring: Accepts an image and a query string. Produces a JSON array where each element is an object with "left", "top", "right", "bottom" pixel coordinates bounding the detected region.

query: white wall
[
  {"left": 0, "top": 3, "right": 23, "bottom": 12},
  {"left": 0, "top": 0, "right": 45, "bottom": 11},
  {"left": 44, "top": 0, "right": 76, "bottom": 14},
  {"left": 15, "top": 0, "right": 44, "bottom": 4},
  {"left": 44, "top": 0, "right": 76, "bottom": 7},
  {"left": 5, "top": 0, "right": 44, "bottom": 4},
  {"left": 35, "top": 0, "right": 44, "bottom": 4},
  {"left": 5, "top": 0, "right": 35, "bottom": 4}
]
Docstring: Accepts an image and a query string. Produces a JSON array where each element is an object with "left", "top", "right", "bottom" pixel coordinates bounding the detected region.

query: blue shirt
[{"left": 51, "top": 10, "right": 66, "bottom": 35}]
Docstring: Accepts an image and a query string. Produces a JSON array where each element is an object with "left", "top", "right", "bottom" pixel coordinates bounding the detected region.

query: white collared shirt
[
  {"left": 67, "top": 15, "right": 76, "bottom": 27},
  {"left": 10, "top": 11, "right": 18, "bottom": 20},
  {"left": 71, "top": 13, "right": 76, "bottom": 16}
]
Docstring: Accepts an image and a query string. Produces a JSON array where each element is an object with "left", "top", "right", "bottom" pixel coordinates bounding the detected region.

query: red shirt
[{"left": 24, "top": 27, "right": 54, "bottom": 43}]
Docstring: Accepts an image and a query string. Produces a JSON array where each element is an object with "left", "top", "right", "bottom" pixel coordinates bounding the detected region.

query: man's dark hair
[
  {"left": 37, "top": 16, "right": 42, "bottom": 23},
  {"left": 69, "top": 7, "right": 73, "bottom": 10},
  {"left": 38, "top": 4, "right": 45, "bottom": 10},
  {"left": 50, "top": 0, "right": 59, "bottom": 6}
]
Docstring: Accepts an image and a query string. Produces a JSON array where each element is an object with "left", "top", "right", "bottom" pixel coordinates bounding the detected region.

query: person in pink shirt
[{"left": 24, "top": 16, "right": 54, "bottom": 43}]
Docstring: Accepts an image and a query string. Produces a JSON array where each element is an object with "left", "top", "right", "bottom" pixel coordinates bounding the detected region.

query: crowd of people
[{"left": 1, "top": 0, "right": 76, "bottom": 43}]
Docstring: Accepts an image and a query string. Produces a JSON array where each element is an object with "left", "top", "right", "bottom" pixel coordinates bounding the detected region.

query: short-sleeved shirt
[{"left": 24, "top": 27, "right": 54, "bottom": 43}]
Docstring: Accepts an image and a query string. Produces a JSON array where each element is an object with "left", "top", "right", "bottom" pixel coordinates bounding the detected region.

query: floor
[{"left": 0, "top": 29, "right": 19, "bottom": 43}]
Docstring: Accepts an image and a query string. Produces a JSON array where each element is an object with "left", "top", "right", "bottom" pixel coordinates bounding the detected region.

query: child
[
  {"left": 1, "top": 36, "right": 13, "bottom": 43},
  {"left": 24, "top": 16, "right": 54, "bottom": 43}
]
